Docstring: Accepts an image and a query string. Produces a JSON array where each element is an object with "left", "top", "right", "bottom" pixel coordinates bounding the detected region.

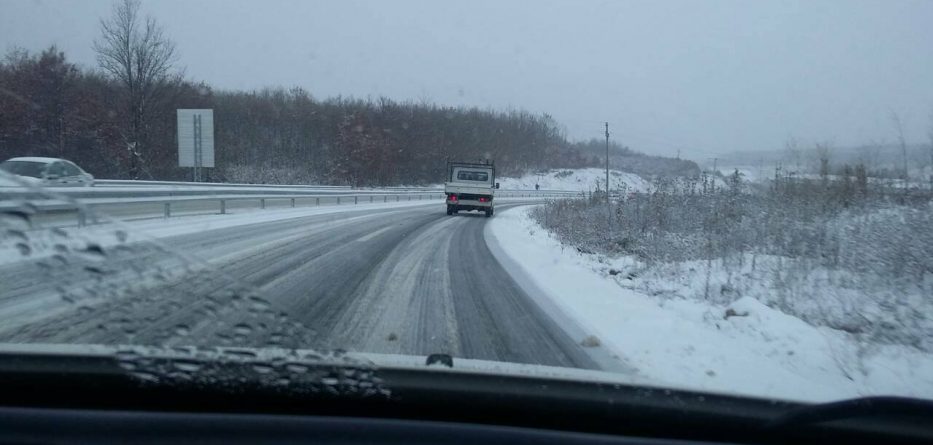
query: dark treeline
[
  {"left": 0, "top": 46, "right": 695, "bottom": 185},
  {"left": 213, "top": 88, "right": 586, "bottom": 185}
]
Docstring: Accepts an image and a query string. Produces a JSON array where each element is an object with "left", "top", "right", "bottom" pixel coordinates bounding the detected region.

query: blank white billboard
[{"left": 177, "top": 109, "right": 215, "bottom": 167}]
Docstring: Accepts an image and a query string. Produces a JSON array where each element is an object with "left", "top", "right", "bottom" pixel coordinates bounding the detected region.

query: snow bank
[
  {"left": 498, "top": 168, "right": 651, "bottom": 192},
  {"left": 488, "top": 205, "right": 933, "bottom": 402}
]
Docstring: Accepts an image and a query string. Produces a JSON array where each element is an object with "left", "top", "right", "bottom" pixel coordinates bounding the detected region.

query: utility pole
[{"left": 605, "top": 122, "right": 611, "bottom": 239}]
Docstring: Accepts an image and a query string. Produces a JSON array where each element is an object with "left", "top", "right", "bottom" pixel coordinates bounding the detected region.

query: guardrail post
[
  {"left": 77, "top": 210, "right": 86, "bottom": 227},
  {"left": 290, "top": 198, "right": 295, "bottom": 208},
  {"left": 316, "top": 197, "right": 320, "bottom": 205},
  {"left": 260, "top": 198, "right": 266, "bottom": 209},
  {"left": 354, "top": 196, "right": 358, "bottom": 204},
  {"left": 370, "top": 196, "right": 374, "bottom": 203},
  {"left": 163, "top": 202, "right": 170, "bottom": 218},
  {"left": 384, "top": 195, "right": 387, "bottom": 203},
  {"left": 220, "top": 199, "right": 226, "bottom": 214},
  {"left": 396, "top": 195, "right": 400, "bottom": 202},
  {"left": 337, "top": 196, "right": 341, "bottom": 205},
  {"left": 408, "top": 195, "right": 411, "bottom": 201}
]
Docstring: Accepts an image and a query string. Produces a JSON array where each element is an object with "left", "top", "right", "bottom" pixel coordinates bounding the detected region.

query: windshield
[
  {"left": 456, "top": 170, "right": 489, "bottom": 182},
  {"left": 1, "top": 0, "right": 932, "bottom": 407},
  {"left": 0, "top": 161, "right": 48, "bottom": 178}
]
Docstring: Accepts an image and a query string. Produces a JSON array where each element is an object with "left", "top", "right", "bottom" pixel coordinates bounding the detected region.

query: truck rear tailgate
[{"left": 445, "top": 183, "right": 493, "bottom": 195}]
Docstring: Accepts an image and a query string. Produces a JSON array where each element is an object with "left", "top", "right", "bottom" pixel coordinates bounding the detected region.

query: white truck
[{"left": 444, "top": 161, "right": 499, "bottom": 217}]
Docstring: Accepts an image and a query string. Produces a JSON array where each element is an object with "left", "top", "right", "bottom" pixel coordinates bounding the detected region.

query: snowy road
[{"left": 0, "top": 203, "right": 598, "bottom": 369}]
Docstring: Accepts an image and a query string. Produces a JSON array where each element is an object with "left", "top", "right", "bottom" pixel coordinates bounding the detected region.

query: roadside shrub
[{"left": 530, "top": 173, "right": 933, "bottom": 350}]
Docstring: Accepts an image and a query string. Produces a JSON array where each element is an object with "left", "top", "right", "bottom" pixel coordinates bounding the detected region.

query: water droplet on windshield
[
  {"left": 174, "top": 324, "right": 191, "bottom": 336},
  {"left": 118, "top": 361, "right": 137, "bottom": 371},
  {"left": 2, "top": 210, "right": 33, "bottom": 227},
  {"left": 172, "top": 360, "right": 202, "bottom": 373},
  {"left": 222, "top": 349, "right": 258, "bottom": 359},
  {"left": 249, "top": 298, "right": 271, "bottom": 312},
  {"left": 116, "top": 349, "right": 140, "bottom": 361},
  {"left": 233, "top": 323, "right": 253, "bottom": 336},
  {"left": 84, "top": 265, "right": 105, "bottom": 274},
  {"left": 285, "top": 363, "right": 309, "bottom": 374},
  {"left": 4, "top": 229, "right": 27, "bottom": 240},
  {"left": 321, "top": 377, "right": 339, "bottom": 386},
  {"left": 14, "top": 243, "right": 30, "bottom": 256},
  {"left": 114, "top": 230, "right": 128, "bottom": 243},
  {"left": 251, "top": 363, "right": 274, "bottom": 374},
  {"left": 81, "top": 243, "right": 106, "bottom": 256},
  {"left": 130, "top": 371, "right": 159, "bottom": 383}
]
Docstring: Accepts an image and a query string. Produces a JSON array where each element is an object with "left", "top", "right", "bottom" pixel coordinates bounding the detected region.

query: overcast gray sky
[{"left": 2, "top": 0, "right": 931, "bottom": 158}]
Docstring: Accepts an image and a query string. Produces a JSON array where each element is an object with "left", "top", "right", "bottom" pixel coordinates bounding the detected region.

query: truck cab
[{"left": 444, "top": 161, "right": 498, "bottom": 217}]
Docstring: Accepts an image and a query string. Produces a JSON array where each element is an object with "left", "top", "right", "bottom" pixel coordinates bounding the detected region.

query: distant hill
[
  {"left": 713, "top": 143, "right": 932, "bottom": 181},
  {"left": 568, "top": 138, "right": 701, "bottom": 178}
]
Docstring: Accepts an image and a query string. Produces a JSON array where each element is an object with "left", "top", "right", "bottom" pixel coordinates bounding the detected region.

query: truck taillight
[
  {"left": 479, "top": 197, "right": 488, "bottom": 202},
  {"left": 448, "top": 194, "right": 457, "bottom": 201}
]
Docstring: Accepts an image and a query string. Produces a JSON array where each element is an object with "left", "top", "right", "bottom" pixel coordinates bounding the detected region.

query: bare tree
[
  {"left": 783, "top": 137, "right": 802, "bottom": 179},
  {"left": 890, "top": 112, "right": 909, "bottom": 194},
  {"left": 816, "top": 142, "right": 832, "bottom": 188},
  {"left": 928, "top": 110, "right": 933, "bottom": 190},
  {"left": 94, "top": 0, "right": 178, "bottom": 178}
]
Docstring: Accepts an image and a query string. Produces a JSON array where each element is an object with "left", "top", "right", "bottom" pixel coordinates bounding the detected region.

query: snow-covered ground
[
  {"left": 0, "top": 200, "right": 444, "bottom": 267},
  {"left": 498, "top": 168, "right": 651, "bottom": 193},
  {"left": 488, "top": 205, "right": 933, "bottom": 402}
]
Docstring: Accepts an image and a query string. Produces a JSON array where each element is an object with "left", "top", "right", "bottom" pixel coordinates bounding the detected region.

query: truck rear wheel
[
  {"left": 446, "top": 205, "right": 454, "bottom": 215},
  {"left": 485, "top": 208, "right": 493, "bottom": 218}
]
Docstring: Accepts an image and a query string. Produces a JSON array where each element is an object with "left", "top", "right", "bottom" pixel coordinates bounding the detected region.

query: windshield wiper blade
[{"left": 765, "top": 396, "right": 933, "bottom": 429}]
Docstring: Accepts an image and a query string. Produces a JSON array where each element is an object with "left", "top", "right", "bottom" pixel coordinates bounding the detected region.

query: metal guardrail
[
  {"left": 1, "top": 190, "right": 580, "bottom": 228},
  {"left": 95, "top": 179, "right": 443, "bottom": 192},
  {"left": 1, "top": 185, "right": 580, "bottom": 201},
  {"left": 94, "top": 179, "right": 353, "bottom": 189}
]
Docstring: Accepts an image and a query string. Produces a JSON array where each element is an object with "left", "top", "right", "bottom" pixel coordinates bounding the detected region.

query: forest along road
[{"left": 0, "top": 202, "right": 599, "bottom": 370}]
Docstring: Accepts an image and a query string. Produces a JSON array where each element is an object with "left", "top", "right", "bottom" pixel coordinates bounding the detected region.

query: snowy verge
[
  {"left": 498, "top": 168, "right": 650, "bottom": 192},
  {"left": 487, "top": 205, "right": 933, "bottom": 402}
]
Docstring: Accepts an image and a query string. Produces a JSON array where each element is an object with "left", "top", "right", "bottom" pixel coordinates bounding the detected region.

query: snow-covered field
[
  {"left": 498, "top": 168, "right": 651, "bottom": 193},
  {"left": 488, "top": 205, "right": 933, "bottom": 402}
]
